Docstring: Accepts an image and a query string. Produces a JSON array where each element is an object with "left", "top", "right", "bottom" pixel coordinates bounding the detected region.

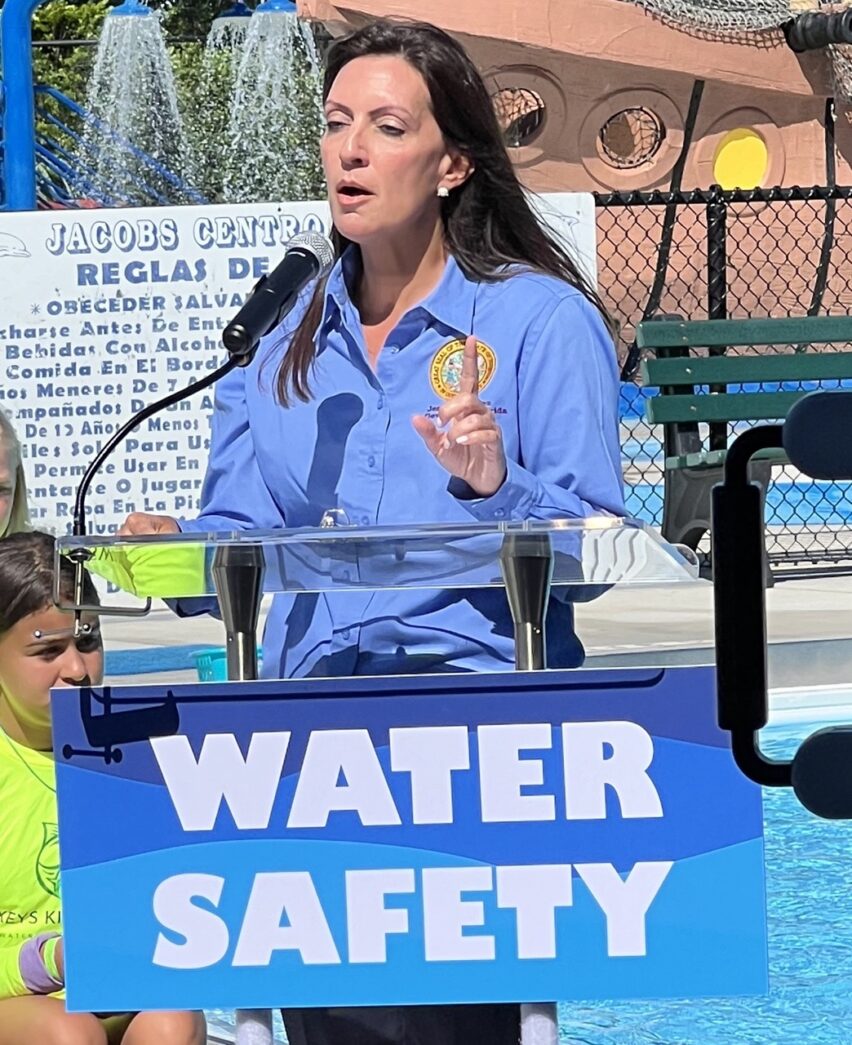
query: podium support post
[
  {"left": 212, "top": 545, "right": 273, "bottom": 1045},
  {"left": 500, "top": 534, "right": 559, "bottom": 1045},
  {"left": 211, "top": 544, "right": 265, "bottom": 683}
]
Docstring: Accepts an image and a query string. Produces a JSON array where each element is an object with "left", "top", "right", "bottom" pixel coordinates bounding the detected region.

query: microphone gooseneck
[{"left": 72, "top": 357, "right": 239, "bottom": 538}]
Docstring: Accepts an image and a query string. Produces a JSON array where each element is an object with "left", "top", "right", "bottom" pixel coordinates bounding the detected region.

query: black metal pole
[
  {"left": 706, "top": 184, "right": 729, "bottom": 452},
  {"left": 619, "top": 78, "right": 705, "bottom": 381}
]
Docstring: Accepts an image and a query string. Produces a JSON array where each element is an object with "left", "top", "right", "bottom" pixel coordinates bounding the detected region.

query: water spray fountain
[
  {"left": 78, "top": 0, "right": 195, "bottom": 205},
  {"left": 208, "top": 0, "right": 254, "bottom": 49},
  {"left": 223, "top": 0, "right": 325, "bottom": 203},
  {"left": 181, "top": 0, "right": 255, "bottom": 203}
]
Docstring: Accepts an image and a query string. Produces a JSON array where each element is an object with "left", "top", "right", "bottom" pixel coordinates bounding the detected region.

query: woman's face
[
  {"left": 0, "top": 441, "right": 17, "bottom": 538},
  {"left": 322, "top": 54, "right": 467, "bottom": 246},
  {"left": 0, "top": 605, "right": 103, "bottom": 724}
]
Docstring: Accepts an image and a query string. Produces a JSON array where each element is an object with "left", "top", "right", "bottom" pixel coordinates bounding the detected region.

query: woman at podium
[
  {"left": 119, "top": 19, "right": 623, "bottom": 1043},
  {"left": 120, "top": 18, "right": 624, "bottom": 681}
]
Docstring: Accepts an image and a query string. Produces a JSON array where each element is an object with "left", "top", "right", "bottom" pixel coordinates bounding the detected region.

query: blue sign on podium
[{"left": 52, "top": 666, "right": 768, "bottom": 1012}]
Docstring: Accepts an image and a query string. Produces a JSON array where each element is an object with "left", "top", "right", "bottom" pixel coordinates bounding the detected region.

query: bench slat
[
  {"left": 664, "top": 447, "right": 788, "bottom": 470},
  {"left": 646, "top": 390, "right": 804, "bottom": 424},
  {"left": 637, "top": 315, "right": 852, "bottom": 350},
  {"left": 642, "top": 350, "right": 852, "bottom": 387}
]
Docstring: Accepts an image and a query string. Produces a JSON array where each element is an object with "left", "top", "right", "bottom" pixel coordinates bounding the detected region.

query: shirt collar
[
  {"left": 418, "top": 253, "right": 477, "bottom": 336},
  {"left": 317, "top": 247, "right": 477, "bottom": 346},
  {"left": 317, "top": 246, "right": 358, "bottom": 338}
]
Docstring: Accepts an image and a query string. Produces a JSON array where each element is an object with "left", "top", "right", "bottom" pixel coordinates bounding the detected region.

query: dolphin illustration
[{"left": 0, "top": 233, "right": 30, "bottom": 258}]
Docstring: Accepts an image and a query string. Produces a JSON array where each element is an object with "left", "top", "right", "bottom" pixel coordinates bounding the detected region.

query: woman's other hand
[
  {"left": 117, "top": 513, "right": 180, "bottom": 537},
  {"left": 412, "top": 335, "right": 507, "bottom": 497}
]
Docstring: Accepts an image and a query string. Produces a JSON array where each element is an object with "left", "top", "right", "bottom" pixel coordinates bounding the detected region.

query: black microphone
[
  {"left": 783, "top": 390, "right": 852, "bottom": 481},
  {"left": 784, "top": 10, "right": 852, "bottom": 53},
  {"left": 222, "top": 231, "right": 335, "bottom": 361}
]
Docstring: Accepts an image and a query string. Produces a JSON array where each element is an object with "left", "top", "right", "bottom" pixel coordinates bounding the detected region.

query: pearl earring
[{"left": 437, "top": 186, "right": 450, "bottom": 198}]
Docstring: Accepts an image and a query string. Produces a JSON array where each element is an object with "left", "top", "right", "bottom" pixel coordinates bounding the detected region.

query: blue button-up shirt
[{"left": 180, "top": 250, "right": 625, "bottom": 678}]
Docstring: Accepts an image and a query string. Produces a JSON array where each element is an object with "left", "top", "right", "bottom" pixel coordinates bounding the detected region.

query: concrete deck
[{"left": 576, "top": 574, "right": 852, "bottom": 690}]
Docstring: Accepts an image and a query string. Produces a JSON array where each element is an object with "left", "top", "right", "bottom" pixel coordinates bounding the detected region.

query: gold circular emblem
[{"left": 429, "top": 339, "right": 497, "bottom": 399}]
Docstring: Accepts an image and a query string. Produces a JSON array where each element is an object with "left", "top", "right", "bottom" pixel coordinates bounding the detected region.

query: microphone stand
[
  {"left": 64, "top": 257, "right": 292, "bottom": 628},
  {"left": 62, "top": 356, "right": 241, "bottom": 634},
  {"left": 72, "top": 356, "right": 239, "bottom": 539}
]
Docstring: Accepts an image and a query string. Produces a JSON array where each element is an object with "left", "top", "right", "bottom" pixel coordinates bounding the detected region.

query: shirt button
[
  {"left": 494, "top": 508, "right": 505, "bottom": 518},
  {"left": 361, "top": 515, "right": 370, "bottom": 525},
  {"left": 341, "top": 569, "right": 351, "bottom": 581},
  {"left": 341, "top": 628, "right": 351, "bottom": 640},
  {"left": 367, "top": 455, "right": 376, "bottom": 467},
  {"left": 377, "top": 395, "right": 385, "bottom": 409},
  {"left": 391, "top": 347, "right": 401, "bottom": 354}
]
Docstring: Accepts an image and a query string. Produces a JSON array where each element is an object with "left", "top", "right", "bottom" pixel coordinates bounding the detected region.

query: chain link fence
[{"left": 597, "top": 185, "right": 852, "bottom": 572}]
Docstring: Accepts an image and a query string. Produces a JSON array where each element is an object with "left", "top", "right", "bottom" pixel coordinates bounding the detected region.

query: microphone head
[
  {"left": 783, "top": 390, "right": 852, "bottom": 480},
  {"left": 792, "top": 726, "right": 852, "bottom": 818},
  {"left": 288, "top": 231, "right": 335, "bottom": 278}
]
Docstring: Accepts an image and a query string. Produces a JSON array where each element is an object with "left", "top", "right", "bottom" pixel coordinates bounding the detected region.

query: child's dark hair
[{"left": 0, "top": 531, "right": 98, "bottom": 637}]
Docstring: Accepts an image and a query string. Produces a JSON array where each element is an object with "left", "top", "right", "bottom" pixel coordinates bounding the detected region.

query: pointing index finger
[{"left": 460, "top": 334, "right": 479, "bottom": 396}]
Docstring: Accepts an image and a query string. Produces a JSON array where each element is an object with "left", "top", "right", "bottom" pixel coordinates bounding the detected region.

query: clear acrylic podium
[{"left": 55, "top": 516, "right": 698, "bottom": 1045}]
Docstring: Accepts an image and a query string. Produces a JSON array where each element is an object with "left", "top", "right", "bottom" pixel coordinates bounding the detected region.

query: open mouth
[{"left": 338, "top": 185, "right": 372, "bottom": 199}]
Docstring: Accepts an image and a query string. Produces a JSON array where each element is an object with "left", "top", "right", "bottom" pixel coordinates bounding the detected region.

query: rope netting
[{"left": 618, "top": 0, "right": 852, "bottom": 101}]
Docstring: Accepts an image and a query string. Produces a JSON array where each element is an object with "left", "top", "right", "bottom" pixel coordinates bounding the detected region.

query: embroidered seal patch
[{"left": 429, "top": 339, "right": 497, "bottom": 399}]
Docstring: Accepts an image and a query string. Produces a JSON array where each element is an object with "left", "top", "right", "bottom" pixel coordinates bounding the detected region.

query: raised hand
[{"left": 412, "top": 335, "right": 507, "bottom": 497}]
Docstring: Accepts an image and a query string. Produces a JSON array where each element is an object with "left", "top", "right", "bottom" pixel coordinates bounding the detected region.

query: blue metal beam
[{"left": 1, "top": 0, "right": 50, "bottom": 210}]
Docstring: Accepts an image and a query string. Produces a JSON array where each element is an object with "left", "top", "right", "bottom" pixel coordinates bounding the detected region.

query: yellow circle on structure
[{"left": 713, "top": 128, "right": 768, "bottom": 190}]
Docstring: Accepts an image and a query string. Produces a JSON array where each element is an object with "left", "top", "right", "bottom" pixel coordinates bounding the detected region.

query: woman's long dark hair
[
  {"left": 0, "top": 531, "right": 98, "bottom": 637},
  {"left": 276, "top": 18, "right": 610, "bottom": 404}
]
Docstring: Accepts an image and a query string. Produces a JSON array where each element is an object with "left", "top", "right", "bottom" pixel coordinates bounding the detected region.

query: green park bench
[{"left": 636, "top": 314, "right": 852, "bottom": 575}]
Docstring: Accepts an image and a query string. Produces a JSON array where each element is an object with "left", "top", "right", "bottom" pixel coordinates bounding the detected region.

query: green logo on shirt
[{"left": 36, "top": 822, "right": 60, "bottom": 898}]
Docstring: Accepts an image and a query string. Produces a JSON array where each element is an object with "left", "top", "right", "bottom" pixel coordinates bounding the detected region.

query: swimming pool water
[
  {"left": 208, "top": 710, "right": 852, "bottom": 1045},
  {"left": 559, "top": 713, "right": 852, "bottom": 1045}
]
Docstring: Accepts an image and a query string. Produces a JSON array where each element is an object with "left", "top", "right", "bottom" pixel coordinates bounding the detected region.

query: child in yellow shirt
[{"left": 0, "top": 531, "right": 206, "bottom": 1045}]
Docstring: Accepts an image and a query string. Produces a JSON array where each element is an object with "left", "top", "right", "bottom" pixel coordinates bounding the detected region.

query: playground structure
[
  {"left": 1, "top": 0, "right": 155, "bottom": 209},
  {"left": 300, "top": 0, "right": 852, "bottom": 194},
  {"left": 3, "top": 0, "right": 55, "bottom": 209},
  {"left": 1, "top": 0, "right": 212, "bottom": 209}
]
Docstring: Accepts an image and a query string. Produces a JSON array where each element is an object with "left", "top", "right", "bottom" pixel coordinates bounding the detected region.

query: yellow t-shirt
[{"left": 0, "top": 730, "right": 61, "bottom": 999}]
